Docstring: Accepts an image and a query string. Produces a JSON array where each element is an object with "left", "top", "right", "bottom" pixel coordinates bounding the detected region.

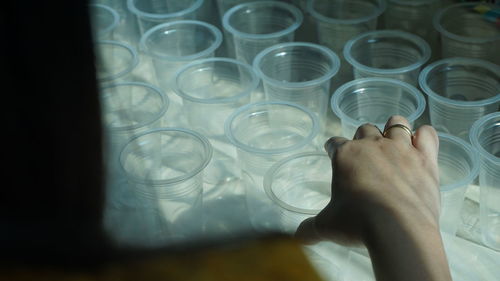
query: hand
[{"left": 296, "top": 115, "right": 440, "bottom": 245}]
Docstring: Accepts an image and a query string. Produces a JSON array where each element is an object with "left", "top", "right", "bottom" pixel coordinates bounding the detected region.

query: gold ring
[{"left": 383, "top": 124, "right": 413, "bottom": 138}]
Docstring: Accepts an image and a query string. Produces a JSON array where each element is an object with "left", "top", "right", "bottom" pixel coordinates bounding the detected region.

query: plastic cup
[
  {"left": 119, "top": 128, "right": 212, "bottom": 247},
  {"left": 127, "top": 0, "right": 204, "bottom": 35},
  {"left": 419, "top": 58, "right": 500, "bottom": 141},
  {"left": 307, "top": 0, "right": 386, "bottom": 87},
  {"left": 89, "top": 4, "right": 120, "bottom": 40},
  {"left": 433, "top": 2, "right": 500, "bottom": 65},
  {"left": 264, "top": 152, "right": 331, "bottom": 233},
  {"left": 95, "top": 40, "right": 139, "bottom": 84},
  {"left": 437, "top": 133, "right": 479, "bottom": 236},
  {"left": 173, "top": 58, "right": 259, "bottom": 185},
  {"left": 225, "top": 101, "right": 320, "bottom": 230},
  {"left": 469, "top": 112, "right": 500, "bottom": 251},
  {"left": 384, "top": 0, "right": 441, "bottom": 59},
  {"left": 140, "top": 20, "right": 222, "bottom": 92},
  {"left": 343, "top": 30, "right": 431, "bottom": 86},
  {"left": 92, "top": 0, "right": 141, "bottom": 47},
  {"left": 253, "top": 42, "right": 340, "bottom": 127},
  {"left": 331, "top": 78, "right": 426, "bottom": 139},
  {"left": 222, "top": 1, "right": 303, "bottom": 65}
]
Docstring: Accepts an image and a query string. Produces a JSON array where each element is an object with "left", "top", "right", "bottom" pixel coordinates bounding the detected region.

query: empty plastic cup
[
  {"left": 173, "top": 58, "right": 259, "bottom": 185},
  {"left": 419, "top": 57, "right": 500, "bottom": 140},
  {"left": 119, "top": 128, "right": 212, "bottom": 247},
  {"left": 469, "top": 112, "right": 500, "bottom": 251},
  {"left": 437, "top": 133, "right": 479, "bottom": 236},
  {"left": 331, "top": 78, "right": 426, "bottom": 139},
  {"left": 222, "top": 1, "right": 303, "bottom": 65},
  {"left": 383, "top": 0, "right": 441, "bottom": 59},
  {"left": 95, "top": 40, "right": 139, "bottom": 84},
  {"left": 433, "top": 2, "right": 500, "bottom": 65},
  {"left": 90, "top": 4, "right": 120, "bottom": 40},
  {"left": 225, "top": 101, "right": 320, "bottom": 230},
  {"left": 253, "top": 42, "right": 340, "bottom": 126},
  {"left": 344, "top": 30, "right": 431, "bottom": 86},
  {"left": 139, "top": 20, "right": 222, "bottom": 92},
  {"left": 127, "top": 0, "right": 205, "bottom": 34},
  {"left": 264, "top": 152, "right": 331, "bottom": 233},
  {"left": 307, "top": 0, "right": 386, "bottom": 86}
]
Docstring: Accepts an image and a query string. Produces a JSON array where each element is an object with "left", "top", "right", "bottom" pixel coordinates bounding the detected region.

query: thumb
[{"left": 295, "top": 217, "right": 321, "bottom": 244}]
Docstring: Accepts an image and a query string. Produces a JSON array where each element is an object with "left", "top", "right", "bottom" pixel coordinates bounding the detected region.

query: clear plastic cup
[
  {"left": 383, "top": 0, "right": 441, "bottom": 60},
  {"left": 331, "top": 78, "right": 426, "bottom": 139},
  {"left": 127, "top": 0, "right": 204, "bottom": 34},
  {"left": 419, "top": 58, "right": 500, "bottom": 141},
  {"left": 264, "top": 152, "right": 331, "bottom": 233},
  {"left": 119, "top": 128, "right": 212, "bottom": 247},
  {"left": 343, "top": 30, "right": 431, "bottom": 86},
  {"left": 253, "top": 42, "right": 340, "bottom": 127},
  {"left": 437, "top": 133, "right": 479, "bottom": 236},
  {"left": 93, "top": 0, "right": 141, "bottom": 47},
  {"left": 225, "top": 101, "right": 320, "bottom": 230},
  {"left": 139, "top": 20, "right": 222, "bottom": 92},
  {"left": 433, "top": 2, "right": 500, "bottom": 65},
  {"left": 89, "top": 4, "right": 120, "bottom": 40},
  {"left": 307, "top": 0, "right": 386, "bottom": 88},
  {"left": 95, "top": 40, "right": 139, "bottom": 84},
  {"left": 469, "top": 112, "right": 500, "bottom": 251},
  {"left": 173, "top": 58, "right": 259, "bottom": 185},
  {"left": 222, "top": 1, "right": 303, "bottom": 65}
]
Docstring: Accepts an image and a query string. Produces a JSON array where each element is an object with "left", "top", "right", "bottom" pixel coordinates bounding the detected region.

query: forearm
[{"left": 363, "top": 210, "right": 452, "bottom": 281}]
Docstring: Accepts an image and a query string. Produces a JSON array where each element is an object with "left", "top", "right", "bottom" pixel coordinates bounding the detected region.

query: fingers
[
  {"left": 412, "top": 125, "right": 439, "bottom": 166},
  {"left": 354, "top": 123, "right": 383, "bottom": 140},
  {"left": 383, "top": 115, "right": 413, "bottom": 144},
  {"left": 324, "top": 136, "right": 349, "bottom": 159}
]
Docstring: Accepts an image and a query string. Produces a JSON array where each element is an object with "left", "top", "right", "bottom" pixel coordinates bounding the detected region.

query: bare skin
[{"left": 296, "top": 116, "right": 452, "bottom": 281}]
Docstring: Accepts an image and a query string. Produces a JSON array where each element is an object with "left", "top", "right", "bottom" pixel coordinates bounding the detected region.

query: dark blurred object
[{"left": 1, "top": 0, "right": 108, "bottom": 266}]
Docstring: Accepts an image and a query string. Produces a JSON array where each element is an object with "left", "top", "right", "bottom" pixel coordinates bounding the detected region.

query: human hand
[{"left": 295, "top": 115, "right": 440, "bottom": 245}]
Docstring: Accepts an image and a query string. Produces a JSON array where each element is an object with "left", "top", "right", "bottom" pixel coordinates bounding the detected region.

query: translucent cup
[
  {"left": 139, "top": 20, "right": 222, "bottom": 93},
  {"left": 127, "top": 0, "right": 204, "bottom": 35},
  {"left": 173, "top": 58, "right": 260, "bottom": 185},
  {"left": 419, "top": 58, "right": 500, "bottom": 141},
  {"left": 95, "top": 40, "right": 139, "bottom": 84},
  {"left": 437, "top": 133, "right": 479, "bottom": 236},
  {"left": 469, "top": 112, "right": 500, "bottom": 251},
  {"left": 433, "top": 2, "right": 500, "bottom": 65},
  {"left": 307, "top": 0, "right": 386, "bottom": 87},
  {"left": 263, "top": 152, "right": 331, "bottom": 233},
  {"left": 119, "top": 128, "right": 212, "bottom": 247},
  {"left": 89, "top": 4, "right": 119, "bottom": 40},
  {"left": 383, "top": 0, "right": 441, "bottom": 59},
  {"left": 225, "top": 101, "right": 320, "bottom": 230},
  {"left": 222, "top": 1, "right": 303, "bottom": 65},
  {"left": 343, "top": 30, "right": 431, "bottom": 86},
  {"left": 331, "top": 78, "right": 426, "bottom": 139},
  {"left": 253, "top": 42, "right": 340, "bottom": 127}
]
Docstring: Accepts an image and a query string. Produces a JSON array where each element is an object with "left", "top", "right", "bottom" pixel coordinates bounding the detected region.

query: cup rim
[
  {"left": 127, "top": 0, "right": 204, "bottom": 20},
  {"left": 95, "top": 40, "right": 139, "bottom": 82},
  {"left": 433, "top": 2, "right": 500, "bottom": 44},
  {"left": 101, "top": 82, "right": 169, "bottom": 132},
  {"left": 418, "top": 57, "right": 500, "bottom": 107},
  {"left": 224, "top": 101, "right": 320, "bottom": 155},
  {"left": 90, "top": 4, "right": 120, "bottom": 36},
  {"left": 173, "top": 58, "right": 260, "bottom": 104},
  {"left": 263, "top": 152, "right": 330, "bottom": 215},
  {"left": 307, "top": 0, "right": 386, "bottom": 25},
  {"left": 438, "top": 133, "right": 480, "bottom": 192},
  {"left": 343, "top": 30, "right": 431, "bottom": 75},
  {"left": 253, "top": 42, "right": 341, "bottom": 88},
  {"left": 330, "top": 77, "right": 426, "bottom": 127},
  {"left": 139, "top": 20, "right": 222, "bottom": 61},
  {"left": 120, "top": 127, "right": 213, "bottom": 185},
  {"left": 222, "top": 1, "right": 303, "bottom": 40},
  {"left": 469, "top": 112, "right": 500, "bottom": 164}
]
